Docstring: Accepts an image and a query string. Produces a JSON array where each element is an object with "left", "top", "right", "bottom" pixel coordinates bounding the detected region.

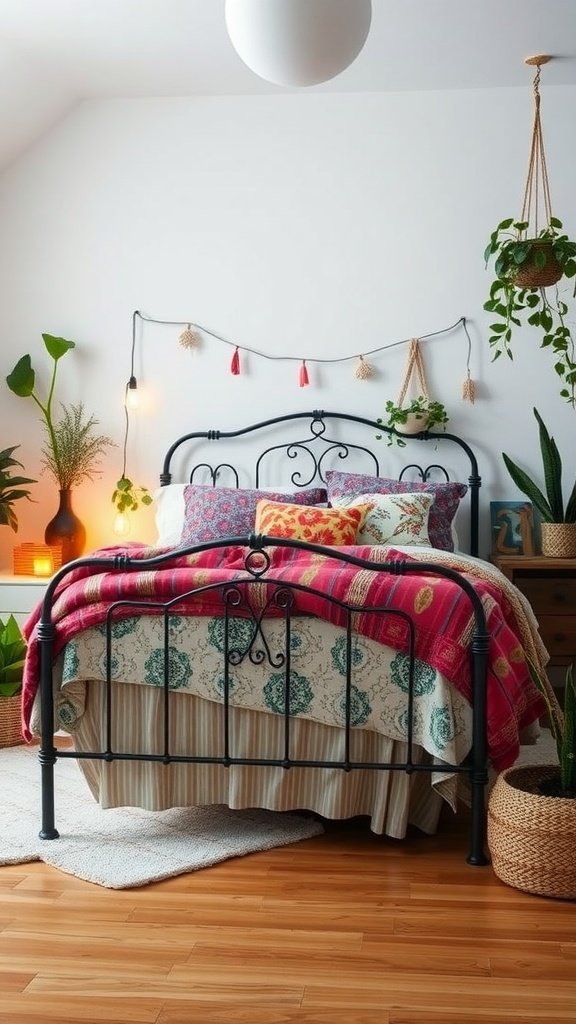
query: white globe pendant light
[{"left": 225, "top": 0, "right": 372, "bottom": 87}]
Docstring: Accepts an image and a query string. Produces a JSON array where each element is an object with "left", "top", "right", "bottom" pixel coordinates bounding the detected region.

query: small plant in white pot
[
  {"left": 502, "top": 407, "right": 576, "bottom": 557},
  {"left": 378, "top": 397, "right": 449, "bottom": 448}
]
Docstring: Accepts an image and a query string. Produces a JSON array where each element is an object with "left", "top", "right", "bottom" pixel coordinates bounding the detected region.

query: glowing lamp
[
  {"left": 113, "top": 512, "right": 130, "bottom": 537},
  {"left": 126, "top": 376, "right": 139, "bottom": 411},
  {"left": 13, "top": 543, "right": 61, "bottom": 576}
]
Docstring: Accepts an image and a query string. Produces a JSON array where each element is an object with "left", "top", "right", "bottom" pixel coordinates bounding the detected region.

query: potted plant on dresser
[
  {"left": 488, "top": 663, "right": 576, "bottom": 899},
  {"left": 502, "top": 408, "right": 576, "bottom": 557},
  {"left": 6, "top": 334, "right": 115, "bottom": 562},
  {"left": 0, "top": 614, "right": 26, "bottom": 747}
]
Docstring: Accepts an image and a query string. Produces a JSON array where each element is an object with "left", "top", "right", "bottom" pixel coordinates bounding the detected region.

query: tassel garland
[
  {"left": 299, "top": 360, "right": 310, "bottom": 387},
  {"left": 230, "top": 346, "right": 241, "bottom": 375}
]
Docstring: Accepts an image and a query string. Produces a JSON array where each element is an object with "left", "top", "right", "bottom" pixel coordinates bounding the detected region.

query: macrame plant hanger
[
  {"left": 515, "top": 55, "right": 563, "bottom": 289},
  {"left": 397, "top": 337, "right": 429, "bottom": 410}
]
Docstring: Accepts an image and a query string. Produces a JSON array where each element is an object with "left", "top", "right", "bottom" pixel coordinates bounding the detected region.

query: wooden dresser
[{"left": 491, "top": 555, "right": 576, "bottom": 666}]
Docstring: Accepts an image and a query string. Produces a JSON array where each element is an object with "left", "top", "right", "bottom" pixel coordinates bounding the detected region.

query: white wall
[{"left": 1, "top": 87, "right": 575, "bottom": 567}]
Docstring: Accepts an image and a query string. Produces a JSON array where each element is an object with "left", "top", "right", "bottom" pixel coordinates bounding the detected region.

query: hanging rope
[
  {"left": 520, "top": 60, "right": 553, "bottom": 234},
  {"left": 396, "top": 338, "right": 429, "bottom": 408}
]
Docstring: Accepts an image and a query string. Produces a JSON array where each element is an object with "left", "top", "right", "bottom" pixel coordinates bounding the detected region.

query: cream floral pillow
[{"left": 332, "top": 491, "right": 434, "bottom": 546}]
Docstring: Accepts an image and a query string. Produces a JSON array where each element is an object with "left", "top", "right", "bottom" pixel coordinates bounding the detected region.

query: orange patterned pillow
[{"left": 254, "top": 499, "right": 368, "bottom": 546}]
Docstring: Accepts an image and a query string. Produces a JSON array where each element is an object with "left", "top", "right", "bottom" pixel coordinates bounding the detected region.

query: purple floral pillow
[
  {"left": 180, "top": 484, "right": 327, "bottom": 545},
  {"left": 325, "top": 470, "right": 467, "bottom": 552}
]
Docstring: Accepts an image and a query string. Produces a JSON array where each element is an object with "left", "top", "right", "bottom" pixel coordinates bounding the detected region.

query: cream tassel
[{"left": 178, "top": 324, "right": 201, "bottom": 350}]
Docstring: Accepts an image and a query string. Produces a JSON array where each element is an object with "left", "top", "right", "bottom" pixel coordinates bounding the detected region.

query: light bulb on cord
[
  {"left": 126, "top": 376, "right": 139, "bottom": 411},
  {"left": 225, "top": 0, "right": 372, "bottom": 87},
  {"left": 113, "top": 511, "right": 130, "bottom": 537}
]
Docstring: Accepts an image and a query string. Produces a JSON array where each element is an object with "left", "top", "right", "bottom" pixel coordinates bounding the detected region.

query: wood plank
[{"left": 0, "top": 810, "right": 575, "bottom": 1022}]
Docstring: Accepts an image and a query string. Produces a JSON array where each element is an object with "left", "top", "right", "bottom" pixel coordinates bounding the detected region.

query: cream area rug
[{"left": 0, "top": 745, "right": 324, "bottom": 888}]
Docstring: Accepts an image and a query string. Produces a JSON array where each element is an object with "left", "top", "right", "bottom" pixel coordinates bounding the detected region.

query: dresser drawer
[
  {"left": 537, "top": 614, "right": 576, "bottom": 662},
  {"left": 516, "top": 576, "right": 576, "bottom": 615}
]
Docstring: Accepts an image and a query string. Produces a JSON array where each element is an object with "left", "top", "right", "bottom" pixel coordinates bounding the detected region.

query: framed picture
[{"left": 490, "top": 501, "right": 535, "bottom": 556}]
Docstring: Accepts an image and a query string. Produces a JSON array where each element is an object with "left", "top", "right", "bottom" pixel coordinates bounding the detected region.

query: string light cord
[{"left": 133, "top": 310, "right": 468, "bottom": 365}]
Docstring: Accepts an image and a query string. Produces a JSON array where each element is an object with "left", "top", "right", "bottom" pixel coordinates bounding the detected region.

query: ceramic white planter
[{"left": 397, "top": 412, "right": 429, "bottom": 435}]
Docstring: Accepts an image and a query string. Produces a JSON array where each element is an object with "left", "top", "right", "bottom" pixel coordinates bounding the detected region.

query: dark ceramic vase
[{"left": 44, "top": 489, "right": 86, "bottom": 563}]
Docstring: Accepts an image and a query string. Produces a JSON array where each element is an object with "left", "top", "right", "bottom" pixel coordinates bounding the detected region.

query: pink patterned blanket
[{"left": 22, "top": 542, "right": 545, "bottom": 767}]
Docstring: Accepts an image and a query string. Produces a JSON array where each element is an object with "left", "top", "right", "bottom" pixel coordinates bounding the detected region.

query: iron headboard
[{"left": 160, "top": 410, "right": 481, "bottom": 556}]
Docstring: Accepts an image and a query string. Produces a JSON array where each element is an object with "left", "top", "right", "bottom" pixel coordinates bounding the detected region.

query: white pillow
[
  {"left": 152, "top": 484, "right": 186, "bottom": 547},
  {"left": 333, "top": 491, "right": 433, "bottom": 546}
]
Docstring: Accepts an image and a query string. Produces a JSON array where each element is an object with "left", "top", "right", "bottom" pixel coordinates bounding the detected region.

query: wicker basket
[
  {"left": 513, "top": 241, "right": 563, "bottom": 288},
  {"left": 0, "top": 694, "right": 24, "bottom": 748},
  {"left": 541, "top": 522, "right": 576, "bottom": 558},
  {"left": 488, "top": 764, "right": 576, "bottom": 900}
]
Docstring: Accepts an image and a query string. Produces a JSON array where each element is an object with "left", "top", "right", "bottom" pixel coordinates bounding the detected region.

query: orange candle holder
[{"left": 13, "top": 542, "right": 62, "bottom": 577}]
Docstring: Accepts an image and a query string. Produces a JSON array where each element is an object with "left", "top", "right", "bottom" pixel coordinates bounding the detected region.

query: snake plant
[{"left": 502, "top": 408, "right": 576, "bottom": 523}]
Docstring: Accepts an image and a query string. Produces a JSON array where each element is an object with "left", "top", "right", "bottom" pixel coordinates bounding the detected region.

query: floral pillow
[
  {"left": 325, "top": 469, "right": 467, "bottom": 552},
  {"left": 180, "top": 484, "right": 327, "bottom": 546},
  {"left": 254, "top": 499, "right": 368, "bottom": 546},
  {"left": 333, "top": 491, "right": 434, "bottom": 546}
]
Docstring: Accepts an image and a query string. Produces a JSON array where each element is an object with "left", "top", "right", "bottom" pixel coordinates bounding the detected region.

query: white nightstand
[{"left": 0, "top": 574, "right": 49, "bottom": 626}]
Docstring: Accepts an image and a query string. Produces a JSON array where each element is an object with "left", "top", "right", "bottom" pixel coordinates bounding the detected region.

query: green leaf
[
  {"left": 534, "top": 408, "right": 564, "bottom": 522},
  {"left": 6, "top": 355, "right": 35, "bottom": 397},
  {"left": 501, "top": 452, "right": 553, "bottom": 522},
  {"left": 489, "top": 323, "right": 507, "bottom": 334},
  {"left": 42, "top": 334, "right": 75, "bottom": 362}
]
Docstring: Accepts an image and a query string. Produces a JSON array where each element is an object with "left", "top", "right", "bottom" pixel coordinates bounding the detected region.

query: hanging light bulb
[
  {"left": 126, "top": 376, "right": 139, "bottom": 411},
  {"left": 113, "top": 511, "right": 130, "bottom": 537},
  {"left": 225, "top": 0, "right": 372, "bottom": 87}
]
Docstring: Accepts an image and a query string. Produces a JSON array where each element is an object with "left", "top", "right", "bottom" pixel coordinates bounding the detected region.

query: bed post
[
  {"left": 37, "top": 617, "right": 59, "bottom": 840},
  {"left": 467, "top": 627, "right": 490, "bottom": 865}
]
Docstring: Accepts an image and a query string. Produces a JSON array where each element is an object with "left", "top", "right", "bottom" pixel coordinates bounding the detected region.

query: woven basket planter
[
  {"left": 0, "top": 694, "right": 24, "bottom": 749},
  {"left": 488, "top": 764, "right": 576, "bottom": 900},
  {"left": 541, "top": 522, "right": 576, "bottom": 558},
  {"left": 513, "top": 241, "right": 563, "bottom": 288}
]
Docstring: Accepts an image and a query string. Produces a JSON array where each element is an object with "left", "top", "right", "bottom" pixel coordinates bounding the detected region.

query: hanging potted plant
[
  {"left": 377, "top": 337, "right": 449, "bottom": 447},
  {"left": 378, "top": 396, "right": 449, "bottom": 448},
  {"left": 483, "top": 56, "right": 576, "bottom": 408},
  {"left": 502, "top": 407, "right": 576, "bottom": 558},
  {"left": 488, "top": 662, "right": 576, "bottom": 899}
]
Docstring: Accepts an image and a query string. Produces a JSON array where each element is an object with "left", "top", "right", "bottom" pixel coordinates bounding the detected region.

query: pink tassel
[
  {"left": 299, "top": 360, "right": 309, "bottom": 387},
  {"left": 230, "top": 347, "right": 240, "bottom": 375}
]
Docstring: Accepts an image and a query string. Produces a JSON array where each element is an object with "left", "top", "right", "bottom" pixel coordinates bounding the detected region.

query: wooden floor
[{"left": 0, "top": 807, "right": 575, "bottom": 1024}]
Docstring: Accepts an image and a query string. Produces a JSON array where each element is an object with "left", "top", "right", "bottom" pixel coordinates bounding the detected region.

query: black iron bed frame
[{"left": 37, "top": 410, "right": 490, "bottom": 865}]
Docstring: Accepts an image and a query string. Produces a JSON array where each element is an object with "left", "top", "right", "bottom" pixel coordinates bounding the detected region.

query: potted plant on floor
[
  {"left": 0, "top": 614, "right": 26, "bottom": 747},
  {"left": 488, "top": 662, "right": 576, "bottom": 899},
  {"left": 378, "top": 396, "right": 449, "bottom": 448},
  {"left": 502, "top": 407, "right": 576, "bottom": 557},
  {"left": 0, "top": 445, "right": 35, "bottom": 532}
]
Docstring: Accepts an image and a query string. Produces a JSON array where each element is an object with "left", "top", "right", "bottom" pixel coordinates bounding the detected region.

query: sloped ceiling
[{"left": 0, "top": 0, "right": 574, "bottom": 170}]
